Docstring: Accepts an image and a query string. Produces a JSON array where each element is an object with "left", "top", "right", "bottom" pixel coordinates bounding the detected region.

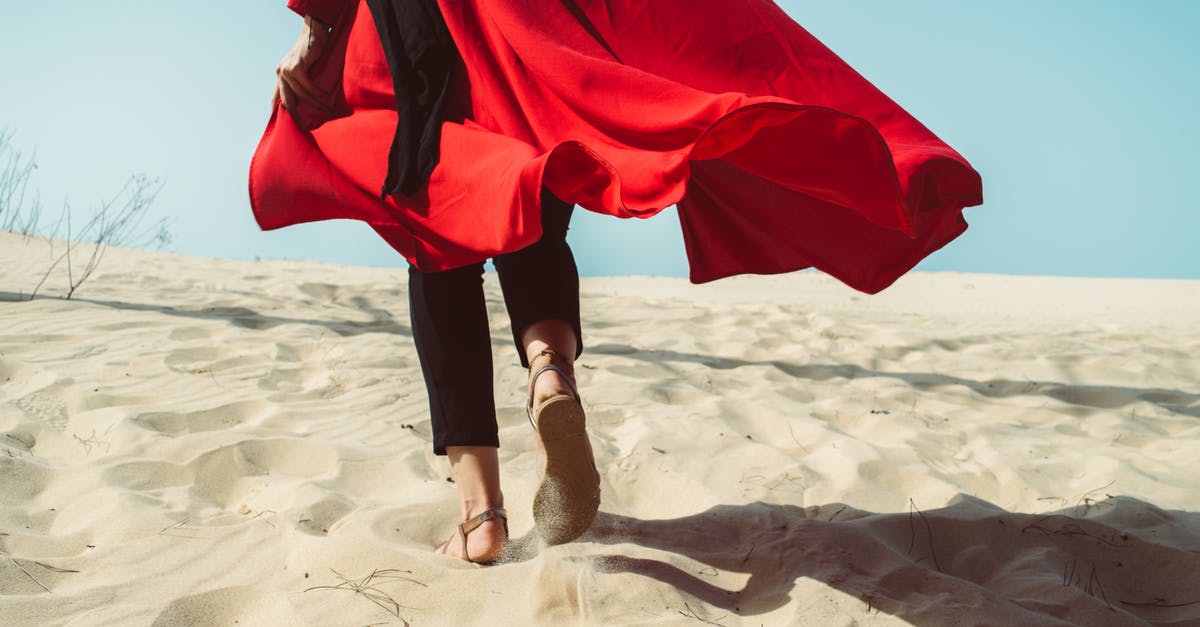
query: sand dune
[{"left": 2, "top": 231, "right": 1198, "bottom": 626}]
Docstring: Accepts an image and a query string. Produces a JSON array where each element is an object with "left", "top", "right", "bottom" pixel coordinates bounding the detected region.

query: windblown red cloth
[{"left": 251, "top": 0, "right": 982, "bottom": 293}]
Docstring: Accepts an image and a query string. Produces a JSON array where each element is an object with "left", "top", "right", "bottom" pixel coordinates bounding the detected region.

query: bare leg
[
  {"left": 435, "top": 320, "right": 584, "bottom": 560},
  {"left": 524, "top": 319, "right": 601, "bottom": 545},
  {"left": 522, "top": 319, "right": 579, "bottom": 405},
  {"left": 435, "top": 446, "right": 506, "bottom": 562}
]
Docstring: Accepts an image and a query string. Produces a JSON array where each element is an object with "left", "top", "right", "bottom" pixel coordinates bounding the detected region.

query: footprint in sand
[
  {"left": 105, "top": 460, "right": 193, "bottom": 492},
  {"left": 132, "top": 400, "right": 273, "bottom": 436},
  {"left": 297, "top": 282, "right": 343, "bottom": 302},
  {"left": 153, "top": 586, "right": 292, "bottom": 626},
  {"left": 14, "top": 391, "right": 70, "bottom": 431},
  {"left": 167, "top": 325, "right": 214, "bottom": 342},
  {"left": 163, "top": 346, "right": 226, "bottom": 370},
  {"left": 0, "top": 453, "right": 55, "bottom": 501},
  {"left": 0, "top": 357, "right": 58, "bottom": 399},
  {"left": 187, "top": 439, "right": 340, "bottom": 509},
  {"left": 295, "top": 495, "right": 356, "bottom": 536}
]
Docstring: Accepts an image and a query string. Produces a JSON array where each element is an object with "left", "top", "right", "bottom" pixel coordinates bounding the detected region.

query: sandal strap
[
  {"left": 526, "top": 349, "right": 581, "bottom": 428},
  {"left": 529, "top": 349, "right": 575, "bottom": 380},
  {"left": 459, "top": 506, "right": 507, "bottom": 535},
  {"left": 526, "top": 363, "right": 581, "bottom": 428},
  {"left": 457, "top": 507, "right": 508, "bottom": 563}
]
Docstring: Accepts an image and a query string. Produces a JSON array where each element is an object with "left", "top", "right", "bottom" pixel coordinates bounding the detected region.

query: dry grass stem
[
  {"left": 1121, "top": 598, "right": 1200, "bottom": 608},
  {"left": 1, "top": 549, "right": 75, "bottom": 593},
  {"left": 304, "top": 568, "right": 427, "bottom": 620},
  {"left": 159, "top": 518, "right": 190, "bottom": 535},
  {"left": 907, "top": 498, "right": 943, "bottom": 572},
  {"left": 1022, "top": 516, "right": 1130, "bottom": 548},
  {"left": 677, "top": 601, "right": 726, "bottom": 625},
  {"left": 74, "top": 430, "right": 112, "bottom": 455}
]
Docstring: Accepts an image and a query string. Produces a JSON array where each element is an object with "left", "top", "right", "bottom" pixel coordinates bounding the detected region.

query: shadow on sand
[
  {"left": 588, "top": 343, "right": 1200, "bottom": 419},
  {"left": 0, "top": 292, "right": 413, "bottom": 339},
  {"left": 539, "top": 495, "right": 1200, "bottom": 625},
  {"left": 497, "top": 495, "right": 1200, "bottom": 625}
]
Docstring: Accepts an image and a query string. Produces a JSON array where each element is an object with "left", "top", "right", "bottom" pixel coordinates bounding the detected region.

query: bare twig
[
  {"left": 677, "top": 602, "right": 726, "bottom": 625},
  {"left": 73, "top": 430, "right": 112, "bottom": 455},
  {"left": 0, "top": 549, "right": 62, "bottom": 593},
  {"left": 0, "top": 129, "right": 43, "bottom": 237},
  {"left": 159, "top": 518, "right": 190, "bottom": 535},
  {"left": 32, "top": 561, "right": 80, "bottom": 574},
  {"left": 247, "top": 509, "right": 278, "bottom": 529},
  {"left": 17, "top": 164, "right": 170, "bottom": 299},
  {"left": 1121, "top": 598, "right": 1200, "bottom": 608},
  {"left": 1063, "top": 559, "right": 1077, "bottom": 587},
  {"left": 1086, "top": 563, "right": 1114, "bottom": 611},
  {"left": 1022, "top": 516, "right": 1130, "bottom": 548},
  {"left": 304, "top": 568, "right": 426, "bottom": 621},
  {"left": 908, "top": 499, "right": 943, "bottom": 572},
  {"left": 63, "top": 175, "right": 168, "bottom": 299},
  {"left": 5, "top": 433, "right": 33, "bottom": 454},
  {"left": 1074, "top": 481, "right": 1116, "bottom": 515}
]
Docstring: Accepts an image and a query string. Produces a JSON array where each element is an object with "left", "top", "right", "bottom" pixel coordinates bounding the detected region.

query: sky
[{"left": 2, "top": 1, "right": 1198, "bottom": 281}]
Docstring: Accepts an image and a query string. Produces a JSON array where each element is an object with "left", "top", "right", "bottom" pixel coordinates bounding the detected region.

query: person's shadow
[{"left": 512, "top": 495, "right": 1200, "bottom": 625}]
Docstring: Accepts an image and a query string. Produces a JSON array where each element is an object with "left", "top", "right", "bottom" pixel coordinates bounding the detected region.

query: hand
[{"left": 272, "top": 15, "right": 335, "bottom": 112}]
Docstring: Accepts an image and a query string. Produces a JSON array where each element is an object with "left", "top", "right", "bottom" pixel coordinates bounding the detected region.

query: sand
[{"left": 2, "top": 230, "right": 1198, "bottom": 626}]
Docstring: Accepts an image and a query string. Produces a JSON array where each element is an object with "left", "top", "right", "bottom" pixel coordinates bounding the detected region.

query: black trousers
[{"left": 408, "top": 191, "right": 583, "bottom": 455}]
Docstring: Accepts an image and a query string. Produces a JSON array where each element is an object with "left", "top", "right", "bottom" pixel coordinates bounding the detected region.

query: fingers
[
  {"left": 272, "top": 18, "right": 336, "bottom": 114},
  {"left": 276, "top": 79, "right": 296, "bottom": 111},
  {"left": 277, "top": 72, "right": 332, "bottom": 113},
  {"left": 284, "top": 66, "right": 334, "bottom": 111}
]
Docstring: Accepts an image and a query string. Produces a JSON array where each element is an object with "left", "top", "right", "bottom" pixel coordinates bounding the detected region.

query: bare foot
[
  {"left": 435, "top": 507, "right": 507, "bottom": 563},
  {"left": 438, "top": 447, "right": 507, "bottom": 563}
]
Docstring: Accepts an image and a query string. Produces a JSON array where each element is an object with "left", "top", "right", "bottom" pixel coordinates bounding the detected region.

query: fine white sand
[{"left": 2, "top": 231, "right": 1199, "bottom": 626}]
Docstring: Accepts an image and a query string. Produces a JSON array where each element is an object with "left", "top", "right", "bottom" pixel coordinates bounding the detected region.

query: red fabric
[
  {"left": 285, "top": 0, "right": 348, "bottom": 26},
  {"left": 252, "top": 0, "right": 982, "bottom": 294}
]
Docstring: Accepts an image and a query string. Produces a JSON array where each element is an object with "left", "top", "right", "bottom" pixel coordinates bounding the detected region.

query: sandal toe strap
[
  {"left": 459, "top": 506, "right": 508, "bottom": 536},
  {"left": 457, "top": 507, "right": 508, "bottom": 563}
]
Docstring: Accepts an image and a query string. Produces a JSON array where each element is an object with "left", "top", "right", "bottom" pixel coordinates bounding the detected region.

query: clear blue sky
[{"left": 3, "top": 1, "right": 1197, "bottom": 280}]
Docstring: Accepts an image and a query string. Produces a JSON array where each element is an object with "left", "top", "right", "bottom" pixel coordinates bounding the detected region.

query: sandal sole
[{"left": 532, "top": 395, "right": 601, "bottom": 545}]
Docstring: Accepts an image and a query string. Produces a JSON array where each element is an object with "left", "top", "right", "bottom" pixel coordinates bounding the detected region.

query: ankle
[
  {"left": 528, "top": 348, "right": 574, "bottom": 377},
  {"left": 460, "top": 494, "right": 504, "bottom": 520}
]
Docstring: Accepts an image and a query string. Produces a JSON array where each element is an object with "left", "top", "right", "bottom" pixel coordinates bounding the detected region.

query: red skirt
[{"left": 249, "top": 0, "right": 982, "bottom": 294}]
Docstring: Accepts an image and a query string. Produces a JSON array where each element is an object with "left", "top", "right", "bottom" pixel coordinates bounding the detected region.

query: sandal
[
  {"left": 440, "top": 506, "right": 508, "bottom": 565},
  {"left": 527, "top": 349, "right": 601, "bottom": 545}
]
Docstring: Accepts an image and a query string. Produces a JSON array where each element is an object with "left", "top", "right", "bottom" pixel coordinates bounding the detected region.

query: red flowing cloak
[{"left": 250, "top": 0, "right": 983, "bottom": 293}]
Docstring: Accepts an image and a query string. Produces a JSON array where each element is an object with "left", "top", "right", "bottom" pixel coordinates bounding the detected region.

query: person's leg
[
  {"left": 493, "top": 189, "right": 583, "bottom": 406},
  {"left": 407, "top": 262, "right": 506, "bottom": 561},
  {"left": 494, "top": 190, "right": 600, "bottom": 545},
  {"left": 407, "top": 261, "right": 498, "bottom": 453},
  {"left": 434, "top": 447, "right": 505, "bottom": 562}
]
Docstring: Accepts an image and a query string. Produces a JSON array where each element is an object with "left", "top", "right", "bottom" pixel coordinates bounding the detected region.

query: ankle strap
[{"left": 530, "top": 348, "right": 572, "bottom": 373}]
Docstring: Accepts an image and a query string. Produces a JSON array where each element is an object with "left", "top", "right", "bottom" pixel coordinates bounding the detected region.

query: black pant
[{"left": 408, "top": 191, "right": 582, "bottom": 455}]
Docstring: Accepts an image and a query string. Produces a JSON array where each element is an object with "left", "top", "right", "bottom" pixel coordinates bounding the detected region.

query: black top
[{"left": 364, "top": 0, "right": 459, "bottom": 198}]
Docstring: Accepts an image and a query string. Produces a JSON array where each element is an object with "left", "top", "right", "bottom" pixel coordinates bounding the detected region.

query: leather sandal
[
  {"left": 442, "top": 506, "right": 508, "bottom": 565},
  {"left": 527, "top": 349, "right": 601, "bottom": 545}
]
